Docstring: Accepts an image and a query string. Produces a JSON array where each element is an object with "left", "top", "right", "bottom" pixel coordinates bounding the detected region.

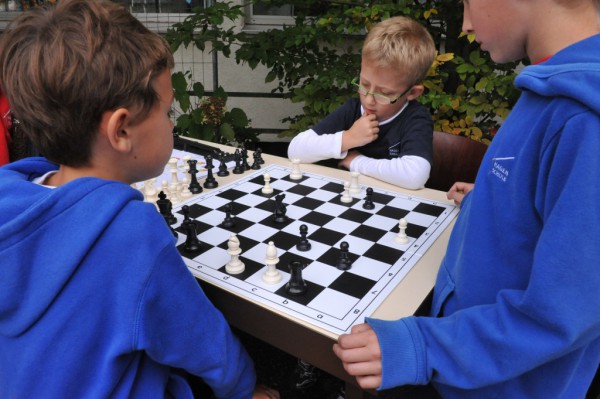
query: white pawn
[
  {"left": 143, "top": 178, "right": 158, "bottom": 202},
  {"left": 340, "top": 181, "right": 353, "bottom": 203},
  {"left": 225, "top": 233, "right": 245, "bottom": 274},
  {"left": 395, "top": 218, "right": 409, "bottom": 244},
  {"left": 262, "top": 173, "right": 273, "bottom": 194},
  {"left": 289, "top": 158, "right": 303, "bottom": 180},
  {"left": 349, "top": 171, "right": 361, "bottom": 194},
  {"left": 262, "top": 241, "right": 282, "bottom": 284},
  {"left": 179, "top": 174, "right": 193, "bottom": 199}
]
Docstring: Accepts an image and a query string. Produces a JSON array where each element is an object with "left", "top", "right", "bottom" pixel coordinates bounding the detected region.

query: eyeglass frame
[{"left": 351, "top": 78, "right": 414, "bottom": 105}]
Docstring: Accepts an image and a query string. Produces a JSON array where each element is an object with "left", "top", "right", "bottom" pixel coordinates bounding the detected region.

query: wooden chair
[{"left": 425, "top": 131, "right": 489, "bottom": 192}]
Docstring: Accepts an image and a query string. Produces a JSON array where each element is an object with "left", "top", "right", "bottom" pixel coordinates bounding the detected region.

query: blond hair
[
  {"left": 362, "top": 16, "right": 435, "bottom": 85},
  {"left": 0, "top": 0, "right": 174, "bottom": 166}
]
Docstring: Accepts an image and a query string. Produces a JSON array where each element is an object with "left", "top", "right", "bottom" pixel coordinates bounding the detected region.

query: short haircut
[
  {"left": 361, "top": 16, "right": 435, "bottom": 86},
  {"left": 0, "top": 0, "right": 175, "bottom": 166}
]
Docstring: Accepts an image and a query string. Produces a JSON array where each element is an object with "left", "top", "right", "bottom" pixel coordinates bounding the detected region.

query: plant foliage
[{"left": 167, "top": 0, "right": 522, "bottom": 145}]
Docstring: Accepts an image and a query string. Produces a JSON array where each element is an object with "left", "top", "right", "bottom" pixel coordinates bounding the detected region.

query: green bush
[{"left": 167, "top": 0, "right": 522, "bottom": 145}]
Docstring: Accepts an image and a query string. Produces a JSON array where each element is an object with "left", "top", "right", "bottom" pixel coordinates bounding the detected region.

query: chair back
[{"left": 425, "top": 131, "right": 488, "bottom": 192}]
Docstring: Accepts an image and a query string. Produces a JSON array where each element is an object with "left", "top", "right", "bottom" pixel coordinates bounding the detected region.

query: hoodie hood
[
  {"left": 0, "top": 157, "right": 142, "bottom": 336},
  {"left": 515, "top": 33, "right": 600, "bottom": 114}
]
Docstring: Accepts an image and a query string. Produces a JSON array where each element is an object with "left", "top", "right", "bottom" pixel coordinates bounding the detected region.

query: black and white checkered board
[{"left": 172, "top": 164, "right": 458, "bottom": 334}]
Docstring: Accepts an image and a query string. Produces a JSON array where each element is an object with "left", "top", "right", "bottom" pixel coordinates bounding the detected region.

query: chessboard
[{"left": 169, "top": 164, "right": 459, "bottom": 335}]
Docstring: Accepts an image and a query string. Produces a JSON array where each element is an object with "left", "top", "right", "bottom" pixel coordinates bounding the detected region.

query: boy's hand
[
  {"left": 252, "top": 384, "right": 280, "bottom": 399},
  {"left": 332, "top": 323, "right": 382, "bottom": 389},
  {"left": 447, "top": 182, "right": 474, "bottom": 206},
  {"left": 338, "top": 150, "right": 361, "bottom": 170},
  {"left": 342, "top": 113, "right": 379, "bottom": 151}
]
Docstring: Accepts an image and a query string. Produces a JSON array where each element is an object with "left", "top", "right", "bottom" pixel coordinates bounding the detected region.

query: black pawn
[
  {"left": 183, "top": 219, "right": 201, "bottom": 252},
  {"left": 203, "top": 154, "right": 218, "bottom": 189},
  {"left": 217, "top": 152, "right": 229, "bottom": 177},
  {"left": 187, "top": 159, "right": 203, "bottom": 194},
  {"left": 362, "top": 187, "right": 375, "bottom": 210},
  {"left": 232, "top": 150, "right": 244, "bottom": 174},
  {"left": 286, "top": 261, "right": 308, "bottom": 296},
  {"left": 256, "top": 147, "right": 265, "bottom": 165},
  {"left": 156, "top": 191, "right": 177, "bottom": 225},
  {"left": 220, "top": 203, "right": 236, "bottom": 229},
  {"left": 336, "top": 241, "right": 352, "bottom": 270},
  {"left": 181, "top": 204, "right": 191, "bottom": 223},
  {"left": 296, "top": 224, "right": 311, "bottom": 251},
  {"left": 241, "top": 146, "right": 251, "bottom": 171},
  {"left": 251, "top": 150, "right": 261, "bottom": 170}
]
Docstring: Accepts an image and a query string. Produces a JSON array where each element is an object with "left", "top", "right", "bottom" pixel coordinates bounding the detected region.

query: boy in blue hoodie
[
  {"left": 333, "top": 0, "right": 600, "bottom": 398},
  {"left": 0, "top": 1, "right": 279, "bottom": 398}
]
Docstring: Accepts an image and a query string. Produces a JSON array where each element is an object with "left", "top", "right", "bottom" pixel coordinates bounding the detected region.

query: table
[{"left": 183, "top": 140, "right": 456, "bottom": 399}]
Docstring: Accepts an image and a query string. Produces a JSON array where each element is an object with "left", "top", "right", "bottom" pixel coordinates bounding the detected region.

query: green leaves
[{"left": 167, "top": 0, "right": 522, "bottom": 144}]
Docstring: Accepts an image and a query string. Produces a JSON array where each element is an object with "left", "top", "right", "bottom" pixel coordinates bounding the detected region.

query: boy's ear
[
  {"left": 406, "top": 85, "right": 425, "bottom": 100},
  {"left": 100, "top": 108, "right": 133, "bottom": 153}
]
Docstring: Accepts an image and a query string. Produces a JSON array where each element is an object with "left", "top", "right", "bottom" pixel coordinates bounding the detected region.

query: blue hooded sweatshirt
[
  {"left": 0, "top": 158, "right": 256, "bottom": 398},
  {"left": 367, "top": 34, "right": 600, "bottom": 398}
]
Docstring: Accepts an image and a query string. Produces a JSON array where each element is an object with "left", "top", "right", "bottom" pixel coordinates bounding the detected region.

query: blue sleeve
[
  {"left": 368, "top": 112, "right": 600, "bottom": 389},
  {"left": 136, "top": 245, "right": 256, "bottom": 399}
]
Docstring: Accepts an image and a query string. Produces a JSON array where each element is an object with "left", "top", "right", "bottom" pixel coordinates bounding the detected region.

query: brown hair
[
  {"left": 362, "top": 16, "right": 435, "bottom": 85},
  {"left": 0, "top": 0, "right": 174, "bottom": 166}
]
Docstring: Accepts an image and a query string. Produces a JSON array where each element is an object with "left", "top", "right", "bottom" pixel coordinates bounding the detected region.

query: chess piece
[
  {"left": 217, "top": 152, "right": 230, "bottom": 177},
  {"left": 273, "top": 193, "right": 289, "bottom": 223},
  {"left": 262, "top": 241, "right": 282, "bottom": 284},
  {"left": 156, "top": 191, "right": 177, "bottom": 225},
  {"left": 179, "top": 173, "right": 193, "bottom": 199},
  {"left": 256, "top": 147, "right": 265, "bottom": 165},
  {"left": 286, "top": 260, "right": 307, "bottom": 296},
  {"left": 289, "top": 158, "right": 303, "bottom": 180},
  {"left": 181, "top": 205, "right": 191, "bottom": 223},
  {"left": 143, "top": 178, "right": 158, "bottom": 203},
  {"left": 336, "top": 241, "right": 352, "bottom": 270},
  {"left": 220, "top": 203, "right": 236, "bottom": 229},
  {"left": 395, "top": 218, "right": 409, "bottom": 244},
  {"left": 340, "top": 181, "right": 353, "bottom": 203},
  {"left": 232, "top": 150, "right": 244, "bottom": 174},
  {"left": 183, "top": 219, "right": 201, "bottom": 253},
  {"left": 187, "top": 159, "right": 203, "bottom": 194},
  {"left": 203, "top": 154, "right": 218, "bottom": 189},
  {"left": 261, "top": 173, "right": 273, "bottom": 194},
  {"left": 241, "top": 146, "right": 251, "bottom": 171},
  {"left": 296, "top": 224, "right": 311, "bottom": 251},
  {"left": 251, "top": 151, "right": 261, "bottom": 170},
  {"left": 225, "top": 233, "right": 245, "bottom": 274},
  {"left": 362, "top": 187, "right": 375, "bottom": 210},
  {"left": 349, "top": 171, "right": 361, "bottom": 194}
]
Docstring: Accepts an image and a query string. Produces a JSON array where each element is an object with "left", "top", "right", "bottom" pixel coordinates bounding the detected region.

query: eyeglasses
[{"left": 351, "top": 78, "right": 413, "bottom": 105}]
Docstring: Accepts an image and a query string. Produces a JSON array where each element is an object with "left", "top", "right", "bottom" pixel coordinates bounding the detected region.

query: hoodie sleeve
[
  {"left": 135, "top": 244, "right": 256, "bottom": 399},
  {"left": 367, "top": 112, "right": 600, "bottom": 390}
]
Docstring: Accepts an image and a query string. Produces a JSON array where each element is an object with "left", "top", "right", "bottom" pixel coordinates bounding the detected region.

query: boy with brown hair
[
  {"left": 0, "top": 1, "right": 277, "bottom": 398},
  {"left": 288, "top": 16, "right": 435, "bottom": 190},
  {"left": 333, "top": 0, "right": 600, "bottom": 398}
]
